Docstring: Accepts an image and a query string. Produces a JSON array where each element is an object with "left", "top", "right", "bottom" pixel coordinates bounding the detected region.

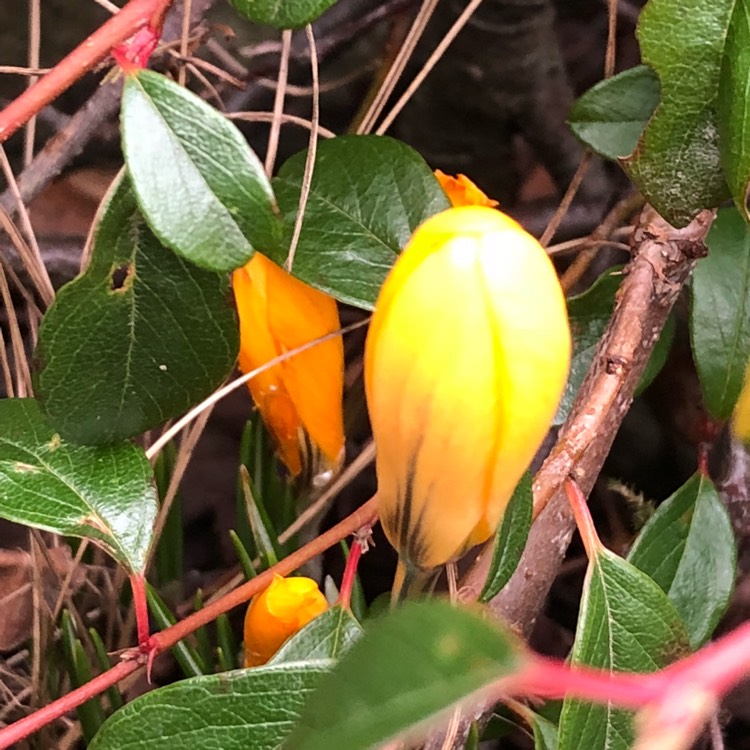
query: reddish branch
[
  {"left": 0, "top": 0, "right": 173, "bottom": 143},
  {"left": 0, "top": 497, "right": 378, "bottom": 750}
]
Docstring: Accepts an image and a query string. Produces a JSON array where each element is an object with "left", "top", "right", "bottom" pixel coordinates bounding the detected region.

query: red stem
[
  {"left": 563, "top": 477, "right": 601, "bottom": 557},
  {"left": 129, "top": 573, "right": 150, "bottom": 647},
  {"left": 338, "top": 534, "right": 365, "bottom": 610},
  {"left": 0, "top": 496, "right": 380, "bottom": 750},
  {"left": 0, "top": 0, "right": 173, "bottom": 143},
  {"left": 0, "top": 661, "right": 138, "bottom": 750}
]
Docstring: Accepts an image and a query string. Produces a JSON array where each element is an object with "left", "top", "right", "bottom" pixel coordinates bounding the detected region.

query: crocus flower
[
  {"left": 364, "top": 206, "right": 570, "bottom": 596},
  {"left": 232, "top": 254, "right": 345, "bottom": 483},
  {"left": 243, "top": 574, "right": 328, "bottom": 667},
  {"left": 435, "top": 169, "right": 499, "bottom": 208}
]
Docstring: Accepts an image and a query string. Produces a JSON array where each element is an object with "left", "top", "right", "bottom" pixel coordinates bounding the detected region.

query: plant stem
[
  {"left": 0, "top": 0, "right": 173, "bottom": 143},
  {"left": 0, "top": 495, "right": 379, "bottom": 750}
]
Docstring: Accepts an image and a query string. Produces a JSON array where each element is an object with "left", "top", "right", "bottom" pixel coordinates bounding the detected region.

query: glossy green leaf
[
  {"left": 122, "top": 69, "right": 281, "bottom": 272},
  {"left": 719, "top": 1, "right": 750, "bottom": 219},
  {"left": 89, "top": 663, "right": 329, "bottom": 750},
  {"left": 270, "top": 605, "right": 363, "bottom": 663},
  {"left": 623, "top": 0, "right": 733, "bottom": 225},
  {"left": 34, "top": 173, "right": 238, "bottom": 444},
  {"left": 229, "top": 0, "right": 339, "bottom": 28},
  {"left": 271, "top": 134, "right": 450, "bottom": 309},
  {"left": 628, "top": 473, "right": 736, "bottom": 647},
  {"left": 532, "top": 712, "right": 559, "bottom": 750},
  {"left": 691, "top": 207, "right": 750, "bottom": 419},
  {"left": 283, "top": 600, "right": 524, "bottom": 750},
  {"left": 0, "top": 399, "right": 157, "bottom": 572},
  {"left": 569, "top": 65, "right": 660, "bottom": 160},
  {"left": 558, "top": 548, "right": 690, "bottom": 750},
  {"left": 479, "top": 471, "right": 532, "bottom": 603}
]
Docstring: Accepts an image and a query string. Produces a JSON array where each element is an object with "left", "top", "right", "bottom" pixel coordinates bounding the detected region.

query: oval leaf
[
  {"left": 623, "top": 0, "right": 733, "bottom": 225},
  {"left": 122, "top": 69, "right": 281, "bottom": 272},
  {"left": 0, "top": 399, "right": 157, "bottom": 572},
  {"left": 719, "top": 0, "right": 750, "bottom": 220},
  {"left": 89, "top": 662, "right": 329, "bottom": 750},
  {"left": 628, "top": 472, "right": 736, "bottom": 648},
  {"left": 229, "top": 0, "right": 339, "bottom": 28},
  {"left": 479, "top": 471, "right": 532, "bottom": 603},
  {"left": 569, "top": 65, "right": 660, "bottom": 160},
  {"left": 557, "top": 548, "right": 690, "bottom": 750},
  {"left": 269, "top": 605, "right": 363, "bottom": 663},
  {"left": 691, "top": 206, "right": 750, "bottom": 419},
  {"left": 283, "top": 600, "right": 524, "bottom": 750},
  {"left": 34, "top": 173, "right": 239, "bottom": 444},
  {"left": 271, "top": 134, "right": 451, "bottom": 309}
]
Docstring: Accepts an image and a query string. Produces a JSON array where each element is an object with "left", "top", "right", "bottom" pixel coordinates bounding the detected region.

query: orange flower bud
[
  {"left": 232, "top": 254, "right": 345, "bottom": 482},
  {"left": 365, "top": 206, "right": 570, "bottom": 590},
  {"left": 434, "top": 170, "right": 499, "bottom": 208},
  {"left": 243, "top": 574, "right": 328, "bottom": 667},
  {"left": 733, "top": 362, "right": 750, "bottom": 442}
]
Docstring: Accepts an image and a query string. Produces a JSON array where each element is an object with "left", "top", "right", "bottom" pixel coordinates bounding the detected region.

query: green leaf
[
  {"left": 555, "top": 268, "right": 621, "bottom": 425},
  {"left": 531, "top": 712, "right": 559, "bottom": 750},
  {"left": 719, "top": 1, "right": 750, "bottom": 219},
  {"left": 271, "top": 134, "right": 450, "bottom": 309},
  {"left": 556, "top": 267, "right": 675, "bottom": 424},
  {"left": 691, "top": 206, "right": 750, "bottom": 419},
  {"left": 270, "top": 605, "right": 363, "bottom": 663},
  {"left": 623, "top": 0, "right": 733, "bottom": 226},
  {"left": 122, "top": 69, "right": 281, "bottom": 272},
  {"left": 228, "top": 0, "right": 339, "bottom": 28},
  {"left": 283, "top": 600, "right": 524, "bottom": 750},
  {"left": 0, "top": 399, "right": 157, "bottom": 572},
  {"left": 557, "top": 548, "right": 690, "bottom": 750},
  {"left": 628, "top": 473, "right": 736, "bottom": 648},
  {"left": 636, "top": 310, "right": 675, "bottom": 396},
  {"left": 479, "top": 471, "right": 532, "bottom": 603},
  {"left": 569, "top": 65, "right": 660, "bottom": 160},
  {"left": 89, "top": 663, "right": 330, "bottom": 750},
  {"left": 34, "top": 172, "right": 238, "bottom": 444}
]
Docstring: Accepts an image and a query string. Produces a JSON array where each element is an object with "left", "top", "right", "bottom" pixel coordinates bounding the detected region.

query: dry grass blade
[
  {"left": 229, "top": 111, "right": 336, "bottom": 139},
  {"left": 265, "top": 29, "right": 292, "bottom": 177},
  {"left": 285, "top": 24, "right": 320, "bottom": 273},
  {"left": 376, "top": 0, "right": 485, "bottom": 135}
]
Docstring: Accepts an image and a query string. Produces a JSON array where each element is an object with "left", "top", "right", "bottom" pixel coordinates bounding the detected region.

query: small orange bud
[
  {"left": 434, "top": 170, "right": 499, "bottom": 209},
  {"left": 733, "top": 362, "right": 750, "bottom": 442},
  {"left": 365, "top": 206, "right": 570, "bottom": 592},
  {"left": 232, "top": 254, "right": 345, "bottom": 482},
  {"left": 243, "top": 574, "right": 328, "bottom": 667}
]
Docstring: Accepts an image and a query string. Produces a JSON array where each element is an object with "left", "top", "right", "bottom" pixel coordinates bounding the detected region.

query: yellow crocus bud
[
  {"left": 733, "top": 362, "right": 750, "bottom": 441},
  {"left": 434, "top": 170, "right": 499, "bottom": 208},
  {"left": 243, "top": 574, "right": 328, "bottom": 667},
  {"left": 232, "top": 254, "right": 345, "bottom": 483},
  {"left": 364, "top": 206, "right": 571, "bottom": 596}
]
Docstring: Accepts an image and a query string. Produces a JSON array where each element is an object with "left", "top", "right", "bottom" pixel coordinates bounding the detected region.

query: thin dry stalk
[
  {"left": 376, "top": 0, "right": 485, "bottom": 135},
  {"left": 265, "top": 29, "right": 292, "bottom": 177},
  {"left": 356, "top": 0, "right": 439, "bottom": 134},
  {"left": 24, "top": 0, "right": 41, "bottom": 167},
  {"left": 0, "top": 263, "right": 32, "bottom": 396},
  {"left": 0, "top": 145, "right": 54, "bottom": 305},
  {"left": 230, "top": 111, "right": 336, "bottom": 138},
  {"left": 285, "top": 24, "right": 320, "bottom": 273}
]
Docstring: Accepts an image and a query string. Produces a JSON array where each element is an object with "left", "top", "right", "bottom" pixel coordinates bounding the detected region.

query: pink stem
[
  {"left": 338, "top": 535, "right": 364, "bottom": 610},
  {"left": 0, "top": 0, "right": 172, "bottom": 143},
  {"left": 563, "top": 476, "right": 601, "bottom": 557},
  {"left": 0, "top": 497, "right": 380, "bottom": 750},
  {"left": 129, "top": 572, "right": 150, "bottom": 647}
]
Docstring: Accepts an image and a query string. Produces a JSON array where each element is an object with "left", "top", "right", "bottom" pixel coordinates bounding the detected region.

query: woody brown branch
[{"left": 425, "top": 205, "right": 715, "bottom": 749}]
